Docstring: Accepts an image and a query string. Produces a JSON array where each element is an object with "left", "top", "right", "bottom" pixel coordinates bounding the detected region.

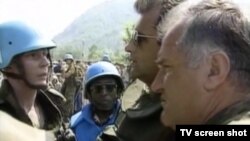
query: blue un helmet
[
  {"left": 0, "top": 21, "right": 56, "bottom": 69},
  {"left": 84, "top": 61, "right": 124, "bottom": 98}
]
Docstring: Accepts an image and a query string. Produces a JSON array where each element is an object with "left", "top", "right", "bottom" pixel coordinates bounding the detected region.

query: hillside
[{"left": 53, "top": 0, "right": 139, "bottom": 58}]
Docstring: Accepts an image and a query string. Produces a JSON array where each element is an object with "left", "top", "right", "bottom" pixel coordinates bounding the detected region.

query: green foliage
[
  {"left": 51, "top": 44, "right": 84, "bottom": 60},
  {"left": 122, "top": 22, "right": 135, "bottom": 44},
  {"left": 51, "top": 21, "right": 134, "bottom": 64},
  {"left": 108, "top": 49, "right": 126, "bottom": 64},
  {"left": 53, "top": 0, "right": 138, "bottom": 54},
  {"left": 51, "top": 0, "right": 139, "bottom": 64},
  {"left": 87, "top": 44, "right": 104, "bottom": 61}
]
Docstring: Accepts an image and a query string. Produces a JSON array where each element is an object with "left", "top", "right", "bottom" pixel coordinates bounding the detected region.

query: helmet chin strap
[
  {"left": 1, "top": 51, "right": 53, "bottom": 90},
  {"left": 23, "top": 78, "right": 48, "bottom": 90},
  {"left": 1, "top": 71, "right": 23, "bottom": 79},
  {"left": 22, "top": 52, "right": 52, "bottom": 90},
  {"left": 1, "top": 71, "right": 47, "bottom": 90}
]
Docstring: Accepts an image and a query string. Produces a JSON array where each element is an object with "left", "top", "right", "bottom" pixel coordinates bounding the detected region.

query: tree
[
  {"left": 87, "top": 44, "right": 104, "bottom": 61},
  {"left": 122, "top": 22, "right": 135, "bottom": 44}
]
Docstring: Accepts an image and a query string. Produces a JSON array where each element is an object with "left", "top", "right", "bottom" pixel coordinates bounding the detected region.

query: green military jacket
[
  {"left": 0, "top": 80, "right": 63, "bottom": 130},
  {"left": 206, "top": 95, "right": 250, "bottom": 125}
]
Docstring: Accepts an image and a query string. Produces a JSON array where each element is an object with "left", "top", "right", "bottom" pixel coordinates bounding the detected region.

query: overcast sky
[
  {"left": 0, "top": 0, "right": 109, "bottom": 39},
  {"left": 1, "top": 0, "right": 248, "bottom": 40}
]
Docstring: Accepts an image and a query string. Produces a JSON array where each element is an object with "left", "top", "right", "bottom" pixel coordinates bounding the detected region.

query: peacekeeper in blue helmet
[
  {"left": 0, "top": 21, "right": 75, "bottom": 141},
  {"left": 70, "top": 61, "right": 124, "bottom": 141}
]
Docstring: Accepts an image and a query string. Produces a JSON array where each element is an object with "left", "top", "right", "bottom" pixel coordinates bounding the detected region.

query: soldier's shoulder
[
  {"left": 45, "top": 88, "right": 66, "bottom": 102},
  {"left": 121, "top": 79, "right": 147, "bottom": 110}
]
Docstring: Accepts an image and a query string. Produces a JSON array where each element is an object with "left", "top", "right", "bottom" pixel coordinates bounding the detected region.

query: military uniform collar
[{"left": 206, "top": 95, "right": 250, "bottom": 124}]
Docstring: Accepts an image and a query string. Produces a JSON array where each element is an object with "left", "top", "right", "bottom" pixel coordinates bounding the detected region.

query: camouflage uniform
[
  {"left": 61, "top": 62, "right": 85, "bottom": 121},
  {"left": 206, "top": 96, "right": 250, "bottom": 125},
  {"left": 61, "top": 63, "right": 78, "bottom": 122}
]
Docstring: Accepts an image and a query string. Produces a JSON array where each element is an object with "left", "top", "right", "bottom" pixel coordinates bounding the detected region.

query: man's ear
[{"left": 204, "top": 51, "right": 230, "bottom": 91}]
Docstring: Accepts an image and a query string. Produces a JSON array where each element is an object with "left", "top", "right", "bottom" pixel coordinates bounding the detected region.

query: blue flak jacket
[{"left": 70, "top": 102, "right": 120, "bottom": 141}]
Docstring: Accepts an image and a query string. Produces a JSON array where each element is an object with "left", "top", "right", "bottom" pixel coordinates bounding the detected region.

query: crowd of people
[
  {"left": 1, "top": 0, "right": 250, "bottom": 141},
  {"left": 48, "top": 53, "right": 131, "bottom": 122}
]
